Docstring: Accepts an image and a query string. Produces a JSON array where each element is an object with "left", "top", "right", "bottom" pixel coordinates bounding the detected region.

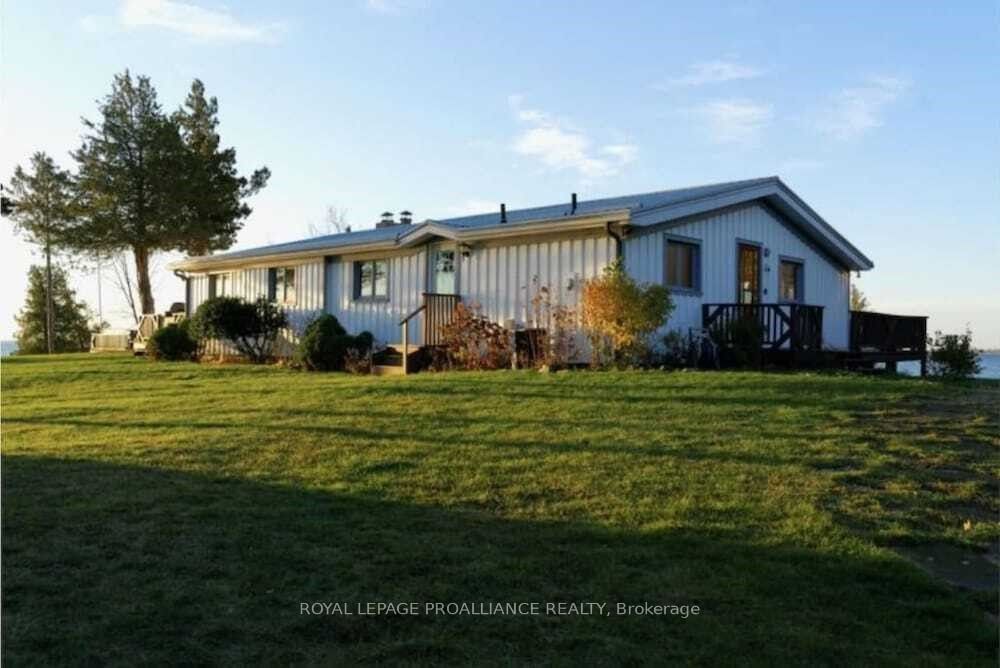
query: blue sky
[{"left": 2, "top": 1, "right": 998, "bottom": 345}]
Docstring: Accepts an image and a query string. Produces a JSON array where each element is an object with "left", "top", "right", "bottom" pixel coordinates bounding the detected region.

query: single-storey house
[{"left": 171, "top": 176, "right": 904, "bottom": 369}]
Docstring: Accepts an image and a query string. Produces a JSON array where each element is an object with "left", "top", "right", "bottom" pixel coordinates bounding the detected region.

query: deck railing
[
  {"left": 702, "top": 303, "right": 824, "bottom": 351},
  {"left": 850, "top": 311, "right": 927, "bottom": 353}
]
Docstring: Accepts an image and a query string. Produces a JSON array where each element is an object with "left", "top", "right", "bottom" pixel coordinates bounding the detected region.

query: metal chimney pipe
[
  {"left": 500, "top": 203, "right": 507, "bottom": 224},
  {"left": 571, "top": 193, "right": 578, "bottom": 214}
]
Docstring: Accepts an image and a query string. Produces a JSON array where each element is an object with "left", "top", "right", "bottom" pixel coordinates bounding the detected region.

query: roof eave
[
  {"left": 171, "top": 209, "right": 630, "bottom": 272},
  {"left": 629, "top": 179, "right": 873, "bottom": 272}
]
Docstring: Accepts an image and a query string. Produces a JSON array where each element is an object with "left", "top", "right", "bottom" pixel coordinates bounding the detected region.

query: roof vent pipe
[
  {"left": 500, "top": 203, "right": 507, "bottom": 224},
  {"left": 571, "top": 192, "right": 577, "bottom": 214}
]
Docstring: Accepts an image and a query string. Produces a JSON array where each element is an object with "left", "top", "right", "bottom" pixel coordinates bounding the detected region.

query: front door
[
  {"left": 737, "top": 243, "right": 761, "bottom": 304},
  {"left": 430, "top": 247, "right": 457, "bottom": 294}
]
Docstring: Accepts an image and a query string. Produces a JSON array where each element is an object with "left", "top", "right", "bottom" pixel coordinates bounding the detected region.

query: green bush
[
  {"left": 190, "top": 296, "right": 288, "bottom": 363},
  {"left": 928, "top": 329, "right": 981, "bottom": 379},
  {"left": 711, "top": 316, "right": 762, "bottom": 368},
  {"left": 146, "top": 322, "right": 197, "bottom": 361},
  {"left": 294, "top": 314, "right": 374, "bottom": 371}
]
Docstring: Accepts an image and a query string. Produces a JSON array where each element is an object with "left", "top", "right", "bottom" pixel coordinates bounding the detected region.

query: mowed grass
[{"left": 2, "top": 354, "right": 998, "bottom": 665}]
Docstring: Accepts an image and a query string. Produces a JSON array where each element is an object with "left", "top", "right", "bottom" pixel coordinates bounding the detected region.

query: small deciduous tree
[
  {"left": 580, "top": 258, "right": 674, "bottom": 367},
  {"left": 15, "top": 265, "right": 93, "bottom": 354},
  {"left": 6, "top": 153, "right": 76, "bottom": 353},
  {"left": 850, "top": 285, "right": 870, "bottom": 311},
  {"left": 527, "top": 279, "right": 577, "bottom": 369},
  {"left": 308, "top": 205, "right": 350, "bottom": 237}
]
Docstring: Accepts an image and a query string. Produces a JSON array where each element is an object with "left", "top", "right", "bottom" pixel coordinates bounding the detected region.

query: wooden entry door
[{"left": 737, "top": 243, "right": 761, "bottom": 304}]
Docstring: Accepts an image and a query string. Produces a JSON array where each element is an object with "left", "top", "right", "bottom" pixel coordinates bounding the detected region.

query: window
[
  {"left": 208, "top": 273, "right": 231, "bottom": 299},
  {"left": 268, "top": 267, "right": 296, "bottom": 304},
  {"left": 432, "top": 249, "right": 456, "bottom": 294},
  {"left": 779, "top": 259, "right": 804, "bottom": 302},
  {"left": 665, "top": 238, "right": 700, "bottom": 291},
  {"left": 354, "top": 259, "right": 388, "bottom": 300}
]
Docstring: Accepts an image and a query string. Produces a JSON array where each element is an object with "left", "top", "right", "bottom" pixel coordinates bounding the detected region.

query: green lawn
[{"left": 2, "top": 354, "right": 998, "bottom": 665}]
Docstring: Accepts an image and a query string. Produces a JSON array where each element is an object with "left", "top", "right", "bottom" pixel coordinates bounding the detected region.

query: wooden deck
[
  {"left": 702, "top": 303, "right": 824, "bottom": 352},
  {"left": 700, "top": 304, "right": 928, "bottom": 374},
  {"left": 846, "top": 310, "right": 928, "bottom": 375}
]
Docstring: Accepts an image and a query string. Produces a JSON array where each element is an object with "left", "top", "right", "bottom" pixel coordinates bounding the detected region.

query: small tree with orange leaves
[{"left": 579, "top": 258, "right": 673, "bottom": 367}]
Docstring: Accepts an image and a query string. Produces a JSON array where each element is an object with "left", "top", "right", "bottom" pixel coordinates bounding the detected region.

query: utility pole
[
  {"left": 44, "top": 229, "right": 54, "bottom": 354},
  {"left": 96, "top": 257, "right": 104, "bottom": 328}
]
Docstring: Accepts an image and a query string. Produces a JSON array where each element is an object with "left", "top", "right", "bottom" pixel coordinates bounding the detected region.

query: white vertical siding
[
  {"left": 463, "top": 233, "right": 617, "bottom": 327},
  {"left": 624, "top": 203, "right": 851, "bottom": 349},
  {"left": 325, "top": 249, "right": 428, "bottom": 344}
]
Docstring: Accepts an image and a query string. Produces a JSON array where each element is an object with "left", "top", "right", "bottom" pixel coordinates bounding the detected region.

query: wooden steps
[
  {"left": 371, "top": 343, "right": 422, "bottom": 376},
  {"left": 372, "top": 364, "right": 406, "bottom": 376}
]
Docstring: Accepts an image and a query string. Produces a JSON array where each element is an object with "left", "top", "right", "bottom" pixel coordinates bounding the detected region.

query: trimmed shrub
[
  {"left": 146, "top": 322, "right": 197, "bottom": 361},
  {"left": 343, "top": 347, "right": 372, "bottom": 375},
  {"left": 294, "top": 314, "right": 373, "bottom": 371},
  {"left": 189, "top": 296, "right": 288, "bottom": 363},
  {"left": 928, "top": 329, "right": 981, "bottom": 379},
  {"left": 188, "top": 296, "right": 243, "bottom": 345}
]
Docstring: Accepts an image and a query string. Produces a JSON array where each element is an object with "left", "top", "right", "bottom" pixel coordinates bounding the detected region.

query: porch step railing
[
  {"left": 397, "top": 292, "right": 462, "bottom": 374},
  {"left": 702, "top": 303, "right": 824, "bottom": 351},
  {"left": 421, "top": 293, "right": 461, "bottom": 346}
]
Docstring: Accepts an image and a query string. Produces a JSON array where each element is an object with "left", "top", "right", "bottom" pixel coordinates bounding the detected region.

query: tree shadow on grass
[{"left": 2, "top": 456, "right": 995, "bottom": 666}]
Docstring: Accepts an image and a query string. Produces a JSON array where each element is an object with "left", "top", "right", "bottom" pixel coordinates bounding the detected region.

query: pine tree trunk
[
  {"left": 134, "top": 246, "right": 155, "bottom": 316},
  {"left": 45, "top": 234, "right": 54, "bottom": 354}
]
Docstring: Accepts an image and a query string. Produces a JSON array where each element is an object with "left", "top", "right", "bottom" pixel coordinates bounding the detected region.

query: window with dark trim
[
  {"left": 208, "top": 273, "right": 231, "bottom": 299},
  {"left": 268, "top": 267, "right": 296, "bottom": 304},
  {"left": 353, "top": 259, "right": 388, "bottom": 300},
  {"left": 665, "top": 238, "right": 700, "bottom": 291},
  {"left": 779, "top": 259, "right": 804, "bottom": 303}
]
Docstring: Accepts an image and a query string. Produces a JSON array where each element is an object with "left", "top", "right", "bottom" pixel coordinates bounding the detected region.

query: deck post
[{"left": 402, "top": 321, "right": 409, "bottom": 375}]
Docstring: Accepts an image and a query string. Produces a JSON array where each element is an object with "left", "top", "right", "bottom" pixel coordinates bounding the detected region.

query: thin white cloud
[
  {"left": 119, "top": 0, "right": 286, "bottom": 43},
  {"left": 816, "top": 75, "right": 909, "bottom": 140},
  {"left": 663, "top": 60, "right": 764, "bottom": 87},
  {"left": 602, "top": 144, "right": 639, "bottom": 164},
  {"left": 693, "top": 99, "right": 772, "bottom": 146},
  {"left": 508, "top": 95, "right": 637, "bottom": 180}
]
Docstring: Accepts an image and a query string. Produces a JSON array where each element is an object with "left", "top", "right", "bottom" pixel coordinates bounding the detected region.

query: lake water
[{"left": 897, "top": 352, "right": 1000, "bottom": 380}]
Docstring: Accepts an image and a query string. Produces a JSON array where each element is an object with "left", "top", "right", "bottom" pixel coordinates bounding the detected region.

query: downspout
[
  {"left": 605, "top": 221, "right": 623, "bottom": 259},
  {"left": 173, "top": 269, "right": 190, "bottom": 315}
]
